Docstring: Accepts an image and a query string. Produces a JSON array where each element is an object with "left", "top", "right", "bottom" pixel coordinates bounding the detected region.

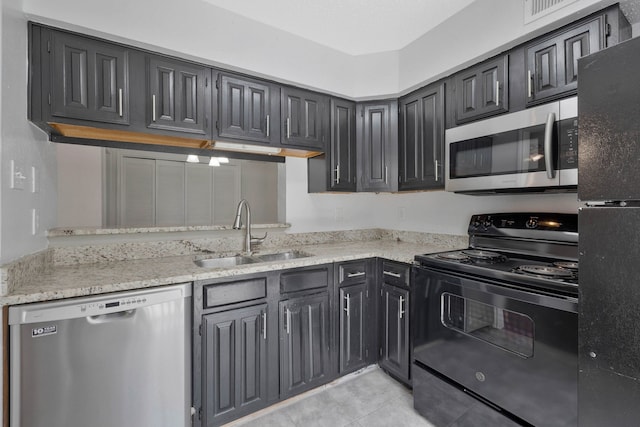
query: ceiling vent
[{"left": 524, "top": 0, "right": 578, "bottom": 24}]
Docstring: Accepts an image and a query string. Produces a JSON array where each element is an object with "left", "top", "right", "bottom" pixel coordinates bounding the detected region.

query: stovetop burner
[
  {"left": 514, "top": 265, "right": 576, "bottom": 279},
  {"left": 461, "top": 249, "right": 504, "bottom": 261},
  {"left": 436, "top": 252, "right": 471, "bottom": 261},
  {"left": 554, "top": 261, "right": 579, "bottom": 270}
]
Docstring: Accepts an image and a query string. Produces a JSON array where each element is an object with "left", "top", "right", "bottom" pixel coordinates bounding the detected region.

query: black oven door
[{"left": 412, "top": 266, "right": 577, "bottom": 427}]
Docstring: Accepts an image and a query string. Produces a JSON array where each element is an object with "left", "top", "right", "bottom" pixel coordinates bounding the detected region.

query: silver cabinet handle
[
  {"left": 286, "top": 308, "right": 291, "bottom": 335},
  {"left": 262, "top": 311, "right": 267, "bottom": 340},
  {"left": 344, "top": 294, "right": 350, "bottom": 317},
  {"left": 385, "top": 166, "right": 388, "bottom": 184},
  {"left": 118, "top": 88, "right": 123, "bottom": 117},
  {"left": 527, "top": 70, "right": 533, "bottom": 98},
  {"left": 152, "top": 95, "right": 156, "bottom": 122},
  {"left": 266, "top": 114, "right": 270, "bottom": 137},
  {"left": 347, "top": 271, "right": 365, "bottom": 278},
  {"left": 544, "top": 112, "right": 556, "bottom": 179},
  {"left": 286, "top": 118, "right": 291, "bottom": 139},
  {"left": 495, "top": 81, "right": 500, "bottom": 107},
  {"left": 383, "top": 270, "right": 401, "bottom": 278},
  {"left": 434, "top": 159, "right": 439, "bottom": 182},
  {"left": 335, "top": 164, "right": 340, "bottom": 184},
  {"left": 399, "top": 295, "right": 405, "bottom": 319}
]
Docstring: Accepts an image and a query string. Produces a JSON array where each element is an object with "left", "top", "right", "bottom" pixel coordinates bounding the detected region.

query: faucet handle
[{"left": 251, "top": 232, "right": 267, "bottom": 245}]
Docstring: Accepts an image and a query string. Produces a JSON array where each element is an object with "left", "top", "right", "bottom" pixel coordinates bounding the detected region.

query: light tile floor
[{"left": 227, "top": 366, "right": 434, "bottom": 427}]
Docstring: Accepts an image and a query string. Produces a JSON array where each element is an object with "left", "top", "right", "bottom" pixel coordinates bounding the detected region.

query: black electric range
[{"left": 414, "top": 212, "right": 579, "bottom": 297}]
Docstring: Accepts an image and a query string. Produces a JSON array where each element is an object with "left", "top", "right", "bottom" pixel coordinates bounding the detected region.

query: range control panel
[{"left": 469, "top": 213, "right": 578, "bottom": 234}]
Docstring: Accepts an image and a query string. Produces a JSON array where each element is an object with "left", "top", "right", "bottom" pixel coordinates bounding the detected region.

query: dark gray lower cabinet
[
  {"left": 202, "top": 303, "right": 268, "bottom": 426},
  {"left": 339, "top": 283, "right": 367, "bottom": 373},
  {"left": 279, "top": 292, "right": 331, "bottom": 399},
  {"left": 380, "top": 283, "right": 410, "bottom": 383}
]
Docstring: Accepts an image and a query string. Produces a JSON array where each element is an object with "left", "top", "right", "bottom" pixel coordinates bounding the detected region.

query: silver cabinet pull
[
  {"left": 286, "top": 118, "right": 291, "bottom": 139},
  {"left": 385, "top": 166, "right": 388, "bottom": 184},
  {"left": 262, "top": 311, "right": 267, "bottom": 340},
  {"left": 118, "top": 88, "right": 123, "bottom": 117},
  {"left": 152, "top": 95, "right": 157, "bottom": 122},
  {"left": 286, "top": 308, "right": 291, "bottom": 335},
  {"left": 383, "top": 270, "right": 401, "bottom": 278},
  {"left": 495, "top": 81, "right": 500, "bottom": 107},
  {"left": 266, "top": 114, "right": 270, "bottom": 137},
  {"left": 347, "top": 271, "right": 365, "bottom": 278},
  {"left": 434, "top": 159, "right": 439, "bottom": 182},
  {"left": 544, "top": 112, "right": 556, "bottom": 179},
  {"left": 335, "top": 164, "right": 340, "bottom": 184},
  {"left": 527, "top": 70, "right": 533, "bottom": 98},
  {"left": 344, "top": 294, "right": 350, "bottom": 317},
  {"left": 399, "top": 296, "right": 405, "bottom": 319}
]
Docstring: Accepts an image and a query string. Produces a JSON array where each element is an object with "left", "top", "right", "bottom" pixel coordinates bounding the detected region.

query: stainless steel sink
[
  {"left": 193, "top": 255, "right": 259, "bottom": 269},
  {"left": 194, "top": 250, "right": 312, "bottom": 268},
  {"left": 255, "top": 250, "right": 312, "bottom": 262}
]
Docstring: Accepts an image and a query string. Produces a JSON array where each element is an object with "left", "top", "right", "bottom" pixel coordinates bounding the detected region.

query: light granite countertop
[{"left": 1, "top": 239, "right": 464, "bottom": 306}]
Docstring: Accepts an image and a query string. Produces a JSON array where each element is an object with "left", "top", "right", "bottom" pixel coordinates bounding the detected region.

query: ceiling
[{"left": 202, "top": 0, "right": 476, "bottom": 55}]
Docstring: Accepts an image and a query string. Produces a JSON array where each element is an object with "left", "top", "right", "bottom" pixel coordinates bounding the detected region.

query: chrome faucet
[{"left": 232, "top": 199, "right": 267, "bottom": 254}]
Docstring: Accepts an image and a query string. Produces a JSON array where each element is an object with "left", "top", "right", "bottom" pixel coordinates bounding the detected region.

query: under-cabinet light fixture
[
  {"left": 217, "top": 157, "right": 229, "bottom": 164},
  {"left": 214, "top": 141, "right": 282, "bottom": 155},
  {"left": 186, "top": 154, "right": 200, "bottom": 163},
  {"left": 208, "top": 157, "right": 220, "bottom": 167}
]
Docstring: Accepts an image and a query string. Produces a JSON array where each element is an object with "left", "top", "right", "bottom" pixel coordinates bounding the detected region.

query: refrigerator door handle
[{"left": 544, "top": 112, "right": 556, "bottom": 179}]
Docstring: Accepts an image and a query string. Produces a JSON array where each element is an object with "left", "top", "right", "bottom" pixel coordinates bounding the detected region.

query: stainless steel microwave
[{"left": 445, "top": 97, "right": 577, "bottom": 193}]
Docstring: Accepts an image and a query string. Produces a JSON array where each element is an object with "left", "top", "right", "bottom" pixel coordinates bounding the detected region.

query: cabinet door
[
  {"left": 217, "top": 73, "right": 277, "bottom": 144},
  {"left": 455, "top": 55, "right": 508, "bottom": 124},
  {"left": 280, "top": 293, "right": 330, "bottom": 398},
  {"left": 281, "top": 87, "right": 328, "bottom": 150},
  {"left": 339, "top": 283, "right": 367, "bottom": 374},
  {"left": 202, "top": 304, "right": 268, "bottom": 426},
  {"left": 380, "top": 283, "right": 410, "bottom": 382},
  {"left": 526, "top": 18, "right": 602, "bottom": 105},
  {"left": 399, "top": 83, "right": 445, "bottom": 191},
  {"left": 51, "top": 31, "right": 129, "bottom": 124},
  {"left": 330, "top": 98, "right": 357, "bottom": 191},
  {"left": 358, "top": 101, "right": 398, "bottom": 192},
  {"left": 148, "top": 56, "right": 210, "bottom": 136}
]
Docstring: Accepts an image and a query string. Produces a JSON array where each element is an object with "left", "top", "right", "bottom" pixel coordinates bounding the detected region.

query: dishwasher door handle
[{"left": 87, "top": 309, "right": 136, "bottom": 324}]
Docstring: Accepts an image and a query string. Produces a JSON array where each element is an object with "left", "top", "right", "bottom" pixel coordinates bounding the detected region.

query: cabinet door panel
[
  {"left": 281, "top": 87, "right": 328, "bottom": 150},
  {"left": 279, "top": 293, "right": 330, "bottom": 399},
  {"left": 51, "top": 31, "right": 128, "bottom": 124},
  {"left": 340, "top": 283, "right": 366, "bottom": 373},
  {"left": 331, "top": 99, "right": 356, "bottom": 190},
  {"left": 203, "top": 304, "right": 267, "bottom": 426},
  {"left": 218, "top": 74, "right": 273, "bottom": 143},
  {"left": 148, "top": 57, "right": 209, "bottom": 135},
  {"left": 380, "top": 284, "right": 410, "bottom": 382},
  {"left": 454, "top": 55, "right": 508, "bottom": 124},
  {"left": 358, "top": 101, "right": 398, "bottom": 192}
]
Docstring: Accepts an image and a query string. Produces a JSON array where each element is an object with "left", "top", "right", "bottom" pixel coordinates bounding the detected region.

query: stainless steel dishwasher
[{"left": 9, "top": 283, "right": 192, "bottom": 427}]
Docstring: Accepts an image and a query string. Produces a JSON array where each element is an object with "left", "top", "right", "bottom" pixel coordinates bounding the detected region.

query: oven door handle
[{"left": 544, "top": 112, "right": 556, "bottom": 180}]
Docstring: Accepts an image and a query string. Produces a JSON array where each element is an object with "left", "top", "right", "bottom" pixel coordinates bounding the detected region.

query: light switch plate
[{"left": 10, "top": 160, "right": 26, "bottom": 190}]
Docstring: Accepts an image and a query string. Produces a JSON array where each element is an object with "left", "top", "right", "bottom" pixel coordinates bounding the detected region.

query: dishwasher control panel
[{"left": 79, "top": 296, "right": 148, "bottom": 313}]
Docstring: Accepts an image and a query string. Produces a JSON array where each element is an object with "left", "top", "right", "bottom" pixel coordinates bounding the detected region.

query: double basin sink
[{"left": 194, "top": 250, "right": 312, "bottom": 269}]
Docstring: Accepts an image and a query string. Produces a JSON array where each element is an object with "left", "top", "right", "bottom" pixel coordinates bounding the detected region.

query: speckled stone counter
[{"left": 1, "top": 235, "right": 467, "bottom": 306}]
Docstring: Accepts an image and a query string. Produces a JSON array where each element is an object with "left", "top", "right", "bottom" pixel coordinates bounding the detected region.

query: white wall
[
  {"left": 285, "top": 158, "right": 581, "bottom": 236},
  {"left": 1, "top": 0, "right": 56, "bottom": 265}
]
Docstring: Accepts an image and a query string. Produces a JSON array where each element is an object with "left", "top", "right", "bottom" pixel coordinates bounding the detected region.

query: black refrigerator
[{"left": 578, "top": 35, "right": 640, "bottom": 426}]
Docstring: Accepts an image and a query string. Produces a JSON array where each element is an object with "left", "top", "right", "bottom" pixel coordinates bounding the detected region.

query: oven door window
[
  {"left": 441, "top": 293, "right": 534, "bottom": 358},
  {"left": 449, "top": 124, "right": 551, "bottom": 178}
]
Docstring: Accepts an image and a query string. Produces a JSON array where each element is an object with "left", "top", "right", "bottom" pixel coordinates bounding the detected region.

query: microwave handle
[{"left": 544, "top": 112, "right": 556, "bottom": 179}]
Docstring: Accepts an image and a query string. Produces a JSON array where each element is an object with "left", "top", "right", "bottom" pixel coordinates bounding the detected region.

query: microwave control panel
[{"left": 559, "top": 117, "right": 578, "bottom": 170}]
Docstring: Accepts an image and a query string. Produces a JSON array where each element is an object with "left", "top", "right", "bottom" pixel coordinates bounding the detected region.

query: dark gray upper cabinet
[
  {"left": 202, "top": 303, "right": 268, "bottom": 427},
  {"left": 147, "top": 56, "right": 211, "bottom": 136},
  {"left": 217, "top": 73, "right": 279, "bottom": 144},
  {"left": 50, "top": 30, "right": 129, "bottom": 125},
  {"left": 454, "top": 55, "right": 509, "bottom": 124},
  {"left": 526, "top": 18, "right": 601, "bottom": 105},
  {"left": 281, "top": 87, "right": 329, "bottom": 150},
  {"left": 330, "top": 99, "right": 357, "bottom": 191},
  {"left": 357, "top": 100, "right": 399, "bottom": 192},
  {"left": 399, "top": 83, "right": 445, "bottom": 191},
  {"left": 279, "top": 292, "right": 330, "bottom": 399}
]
